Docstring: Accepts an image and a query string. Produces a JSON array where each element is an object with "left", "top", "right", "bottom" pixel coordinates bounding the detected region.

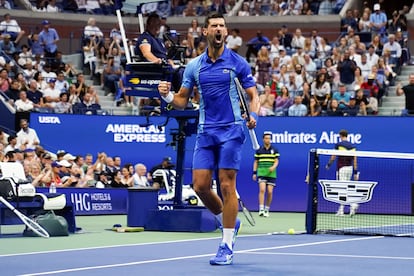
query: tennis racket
[
  {"left": 234, "top": 77, "right": 260, "bottom": 150},
  {"left": 0, "top": 196, "right": 50, "bottom": 238},
  {"left": 112, "top": 226, "right": 144, "bottom": 233},
  {"left": 236, "top": 190, "right": 255, "bottom": 226}
]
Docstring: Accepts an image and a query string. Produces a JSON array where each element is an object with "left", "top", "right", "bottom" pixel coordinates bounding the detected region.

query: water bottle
[{"left": 49, "top": 183, "right": 56, "bottom": 193}]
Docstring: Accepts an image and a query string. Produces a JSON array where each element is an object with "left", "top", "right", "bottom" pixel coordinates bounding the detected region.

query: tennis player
[
  {"left": 326, "top": 129, "right": 359, "bottom": 216},
  {"left": 253, "top": 131, "right": 280, "bottom": 217},
  {"left": 158, "top": 12, "right": 260, "bottom": 265}
]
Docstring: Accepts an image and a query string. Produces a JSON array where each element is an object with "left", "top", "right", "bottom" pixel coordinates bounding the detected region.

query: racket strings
[
  {"left": 23, "top": 217, "right": 50, "bottom": 238},
  {"left": 239, "top": 200, "right": 256, "bottom": 226},
  {"left": 242, "top": 207, "right": 255, "bottom": 226}
]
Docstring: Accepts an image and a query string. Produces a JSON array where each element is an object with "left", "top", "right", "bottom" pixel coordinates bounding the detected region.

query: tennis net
[{"left": 306, "top": 149, "right": 414, "bottom": 237}]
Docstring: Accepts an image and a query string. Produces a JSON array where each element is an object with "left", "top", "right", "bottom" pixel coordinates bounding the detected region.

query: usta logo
[{"left": 38, "top": 116, "right": 61, "bottom": 124}]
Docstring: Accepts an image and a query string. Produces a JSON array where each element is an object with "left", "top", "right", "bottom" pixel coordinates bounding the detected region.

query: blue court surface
[{"left": 1, "top": 233, "right": 414, "bottom": 276}]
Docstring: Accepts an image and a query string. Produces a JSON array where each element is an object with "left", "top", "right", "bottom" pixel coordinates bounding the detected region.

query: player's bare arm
[
  {"left": 269, "top": 158, "right": 279, "bottom": 172},
  {"left": 326, "top": 155, "right": 336, "bottom": 169},
  {"left": 252, "top": 159, "right": 258, "bottom": 181},
  {"left": 158, "top": 81, "right": 191, "bottom": 110},
  {"left": 245, "top": 86, "right": 260, "bottom": 129},
  {"left": 396, "top": 82, "right": 404, "bottom": 96}
]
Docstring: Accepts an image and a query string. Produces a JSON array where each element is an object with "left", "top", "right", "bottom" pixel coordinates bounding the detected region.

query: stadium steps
[
  {"left": 85, "top": 80, "right": 135, "bottom": 116},
  {"left": 378, "top": 64, "right": 414, "bottom": 116},
  {"left": 63, "top": 53, "right": 135, "bottom": 116},
  {"left": 379, "top": 87, "right": 404, "bottom": 116}
]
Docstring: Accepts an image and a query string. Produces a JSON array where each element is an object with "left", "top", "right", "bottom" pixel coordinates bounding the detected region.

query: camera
[{"left": 164, "top": 30, "right": 187, "bottom": 64}]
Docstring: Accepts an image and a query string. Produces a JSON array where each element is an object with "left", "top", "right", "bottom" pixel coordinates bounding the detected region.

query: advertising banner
[
  {"left": 31, "top": 114, "right": 414, "bottom": 213},
  {"left": 36, "top": 187, "right": 127, "bottom": 215}
]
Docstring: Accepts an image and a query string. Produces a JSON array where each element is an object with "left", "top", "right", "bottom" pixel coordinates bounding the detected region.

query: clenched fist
[{"left": 158, "top": 81, "right": 172, "bottom": 97}]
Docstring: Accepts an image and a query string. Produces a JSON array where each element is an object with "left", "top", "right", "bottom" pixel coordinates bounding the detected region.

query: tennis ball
[{"left": 287, "top": 228, "right": 295, "bottom": 235}]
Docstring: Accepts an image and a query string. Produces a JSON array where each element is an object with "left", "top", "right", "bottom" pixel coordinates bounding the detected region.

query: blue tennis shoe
[{"left": 210, "top": 242, "right": 233, "bottom": 265}]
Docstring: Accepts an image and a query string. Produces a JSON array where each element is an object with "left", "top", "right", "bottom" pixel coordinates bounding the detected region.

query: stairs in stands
[
  {"left": 378, "top": 64, "right": 413, "bottom": 116},
  {"left": 63, "top": 53, "right": 136, "bottom": 116},
  {"left": 85, "top": 80, "right": 136, "bottom": 116}
]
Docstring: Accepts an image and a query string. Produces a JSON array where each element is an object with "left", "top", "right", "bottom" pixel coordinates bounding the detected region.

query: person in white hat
[{"left": 369, "top": 4, "right": 387, "bottom": 36}]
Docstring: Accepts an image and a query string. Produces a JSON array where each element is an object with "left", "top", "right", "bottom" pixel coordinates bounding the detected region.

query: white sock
[
  {"left": 215, "top": 213, "right": 223, "bottom": 226},
  {"left": 259, "top": 205, "right": 264, "bottom": 211},
  {"left": 265, "top": 206, "right": 270, "bottom": 211},
  {"left": 222, "top": 228, "right": 234, "bottom": 250}
]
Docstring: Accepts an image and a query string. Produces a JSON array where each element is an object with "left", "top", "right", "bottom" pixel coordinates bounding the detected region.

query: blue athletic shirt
[
  {"left": 182, "top": 46, "right": 255, "bottom": 132},
  {"left": 134, "top": 31, "right": 167, "bottom": 61},
  {"left": 335, "top": 140, "right": 356, "bottom": 169}
]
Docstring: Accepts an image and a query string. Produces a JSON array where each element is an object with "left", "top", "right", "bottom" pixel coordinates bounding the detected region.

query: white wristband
[{"left": 161, "top": 91, "right": 174, "bottom": 103}]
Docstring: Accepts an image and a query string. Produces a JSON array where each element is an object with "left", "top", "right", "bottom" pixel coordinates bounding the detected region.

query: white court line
[
  {"left": 0, "top": 236, "right": 226, "bottom": 258},
  {"left": 19, "top": 253, "right": 215, "bottom": 276},
  {"left": 237, "top": 235, "right": 384, "bottom": 253},
  {"left": 244, "top": 252, "right": 414, "bottom": 261},
  {"left": 0, "top": 233, "right": 269, "bottom": 258},
  {"left": 18, "top": 236, "right": 382, "bottom": 276}
]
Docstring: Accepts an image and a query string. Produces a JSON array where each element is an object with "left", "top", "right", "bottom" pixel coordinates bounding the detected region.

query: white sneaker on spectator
[
  {"left": 336, "top": 205, "right": 344, "bottom": 216},
  {"left": 336, "top": 210, "right": 344, "bottom": 216},
  {"left": 350, "top": 204, "right": 359, "bottom": 217}
]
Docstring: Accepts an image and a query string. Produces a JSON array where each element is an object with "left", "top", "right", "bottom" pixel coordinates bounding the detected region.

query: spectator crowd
[
  {"left": 21, "top": 0, "right": 344, "bottom": 17},
  {"left": 0, "top": 1, "right": 410, "bottom": 118},
  {"left": 244, "top": 3, "right": 410, "bottom": 117},
  {"left": 0, "top": 1, "right": 413, "bottom": 190},
  {"left": 0, "top": 13, "right": 108, "bottom": 115},
  {"left": 0, "top": 119, "right": 175, "bottom": 190}
]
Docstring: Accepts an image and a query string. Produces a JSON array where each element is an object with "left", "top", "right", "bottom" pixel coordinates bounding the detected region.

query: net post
[
  {"left": 412, "top": 183, "right": 414, "bottom": 215},
  {"left": 306, "top": 148, "right": 319, "bottom": 234}
]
